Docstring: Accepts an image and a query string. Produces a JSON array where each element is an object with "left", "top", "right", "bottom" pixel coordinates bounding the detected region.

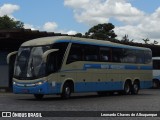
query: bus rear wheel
[
  {"left": 61, "top": 83, "right": 72, "bottom": 99},
  {"left": 34, "top": 94, "right": 44, "bottom": 100},
  {"left": 153, "top": 79, "right": 160, "bottom": 89},
  {"left": 97, "top": 91, "right": 106, "bottom": 96},
  {"left": 131, "top": 82, "right": 139, "bottom": 95}
]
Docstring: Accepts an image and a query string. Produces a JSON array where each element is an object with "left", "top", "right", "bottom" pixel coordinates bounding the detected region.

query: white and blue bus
[{"left": 7, "top": 36, "right": 152, "bottom": 99}]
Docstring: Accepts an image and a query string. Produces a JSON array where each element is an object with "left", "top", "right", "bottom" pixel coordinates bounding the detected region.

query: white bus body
[{"left": 8, "top": 36, "right": 152, "bottom": 99}]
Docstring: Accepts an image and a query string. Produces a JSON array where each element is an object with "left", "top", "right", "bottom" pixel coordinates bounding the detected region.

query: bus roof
[{"left": 21, "top": 36, "right": 150, "bottom": 51}]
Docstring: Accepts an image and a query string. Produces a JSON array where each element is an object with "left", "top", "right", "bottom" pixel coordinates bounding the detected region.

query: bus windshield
[{"left": 14, "top": 46, "right": 50, "bottom": 79}]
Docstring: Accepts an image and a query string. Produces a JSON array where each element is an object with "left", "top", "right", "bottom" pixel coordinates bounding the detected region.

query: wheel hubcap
[
  {"left": 134, "top": 84, "right": 138, "bottom": 92},
  {"left": 125, "top": 85, "right": 130, "bottom": 93},
  {"left": 65, "top": 87, "right": 70, "bottom": 95},
  {"left": 153, "top": 81, "right": 157, "bottom": 88}
]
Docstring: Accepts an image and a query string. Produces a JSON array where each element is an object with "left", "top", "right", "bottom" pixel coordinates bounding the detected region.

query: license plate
[{"left": 22, "top": 89, "right": 29, "bottom": 93}]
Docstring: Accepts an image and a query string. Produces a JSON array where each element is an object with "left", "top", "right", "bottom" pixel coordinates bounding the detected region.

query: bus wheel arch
[
  {"left": 131, "top": 79, "right": 140, "bottom": 95},
  {"left": 123, "top": 79, "right": 132, "bottom": 95},
  {"left": 61, "top": 80, "right": 74, "bottom": 99}
]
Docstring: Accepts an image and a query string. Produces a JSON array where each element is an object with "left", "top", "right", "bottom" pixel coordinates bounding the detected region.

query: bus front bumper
[{"left": 13, "top": 82, "right": 61, "bottom": 94}]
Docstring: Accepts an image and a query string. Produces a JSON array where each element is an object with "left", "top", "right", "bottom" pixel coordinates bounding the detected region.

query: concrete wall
[
  {"left": 0, "top": 65, "right": 8, "bottom": 87},
  {"left": 0, "top": 52, "right": 9, "bottom": 87}
]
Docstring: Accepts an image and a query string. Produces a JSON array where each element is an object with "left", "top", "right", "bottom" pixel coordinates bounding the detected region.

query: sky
[{"left": 0, "top": 0, "right": 160, "bottom": 44}]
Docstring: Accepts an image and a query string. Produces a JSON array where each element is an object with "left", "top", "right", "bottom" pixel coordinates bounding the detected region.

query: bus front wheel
[
  {"left": 61, "top": 83, "right": 71, "bottom": 99},
  {"left": 34, "top": 94, "right": 44, "bottom": 100}
]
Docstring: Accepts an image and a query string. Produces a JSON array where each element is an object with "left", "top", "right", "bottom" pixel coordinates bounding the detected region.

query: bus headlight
[
  {"left": 13, "top": 82, "right": 16, "bottom": 85},
  {"left": 13, "top": 81, "right": 46, "bottom": 86},
  {"left": 35, "top": 80, "right": 47, "bottom": 86},
  {"left": 35, "top": 81, "right": 43, "bottom": 85}
]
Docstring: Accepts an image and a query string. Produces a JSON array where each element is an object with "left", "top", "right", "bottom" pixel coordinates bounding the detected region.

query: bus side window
[
  {"left": 47, "top": 52, "right": 59, "bottom": 74},
  {"left": 52, "top": 42, "right": 69, "bottom": 68},
  {"left": 144, "top": 51, "right": 152, "bottom": 64},
  {"left": 153, "top": 60, "right": 160, "bottom": 69},
  {"left": 67, "top": 44, "right": 83, "bottom": 64},
  {"left": 123, "top": 49, "right": 136, "bottom": 63},
  {"left": 136, "top": 50, "right": 145, "bottom": 64},
  {"left": 112, "top": 48, "right": 123, "bottom": 63},
  {"left": 84, "top": 45, "right": 99, "bottom": 61},
  {"left": 100, "top": 47, "right": 111, "bottom": 62}
]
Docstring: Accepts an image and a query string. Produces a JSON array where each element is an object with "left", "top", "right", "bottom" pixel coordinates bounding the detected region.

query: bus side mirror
[
  {"left": 42, "top": 49, "right": 59, "bottom": 62},
  {"left": 7, "top": 51, "right": 18, "bottom": 64}
]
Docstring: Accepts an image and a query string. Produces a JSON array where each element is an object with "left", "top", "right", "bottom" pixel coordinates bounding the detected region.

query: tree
[
  {"left": 142, "top": 38, "right": 150, "bottom": 44},
  {"left": 153, "top": 40, "right": 158, "bottom": 45},
  {"left": 0, "top": 15, "right": 24, "bottom": 29},
  {"left": 85, "top": 23, "right": 117, "bottom": 40},
  {"left": 75, "top": 33, "right": 83, "bottom": 37},
  {"left": 121, "top": 34, "right": 134, "bottom": 43}
]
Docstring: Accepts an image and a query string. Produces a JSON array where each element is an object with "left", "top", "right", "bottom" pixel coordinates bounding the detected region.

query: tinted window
[
  {"left": 112, "top": 48, "right": 124, "bottom": 62},
  {"left": 136, "top": 50, "right": 145, "bottom": 64},
  {"left": 100, "top": 47, "right": 111, "bottom": 62},
  {"left": 112, "top": 48, "right": 147, "bottom": 64},
  {"left": 153, "top": 60, "right": 160, "bottom": 70},
  {"left": 52, "top": 42, "right": 69, "bottom": 68},
  {"left": 84, "top": 45, "right": 99, "bottom": 61},
  {"left": 144, "top": 51, "right": 152, "bottom": 64},
  {"left": 66, "top": 42, "right": 150, "bottom": 65},
  {"left": 67, "top": 44, "right": 83, "bottom": 64},
  {"left": 47, "top": 52, "right": 59, "bottom": 74},
  {"left": 122, "top": 49, "right": 136, "bottom": 63}
]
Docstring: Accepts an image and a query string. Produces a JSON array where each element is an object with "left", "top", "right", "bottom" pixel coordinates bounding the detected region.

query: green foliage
[
  {"left": 0, "top": 15, "right": 24, "bottom": 29},
  {"left": 85, "top": 23, "right": 117, "bottom": 40},
  {"left": 142, "top": 38, "right": 159, "bottom": 45},
  {"left": 142, "top": 38, "right": 150, "bottom": 44},
  {"left": 75, "top": 33, "right": 83, "bottom": 37},
  {"left": 121, "top": 34, "right": 134, "bottom": 43},
  {"left": 153, "top": 40, "right": 158, "bottom": 45}
]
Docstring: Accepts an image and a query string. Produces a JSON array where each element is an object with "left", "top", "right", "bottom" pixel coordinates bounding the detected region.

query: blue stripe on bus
[
  {"left": 13, "top": 80, "right": 152, "bottom": 94},
  {"left": 140, "top": 66, "right": 153, "bottom": 70},
  {"left": 60, "top": 64, "right": 152, "bottom": 72},
  {"left": 55, "top": 39, "right": 150, "bottom": 51},
  {"left": 125, "top": 65, "right": 138, "bottom": 70},
  {"left": 75, "top": 81, "right": 152, "bottom": 92},
  {"left": 83, "top": 64, "right": 152, "bottom": 70},
  {"left": 55, "top": 39, "right": 71, "bottom": 43},
  {"left": 13, "top": 82, "right": 61, "bottom": 94},
  {"left": 74, "top": 81, "right": 123, "bottom": 92}
]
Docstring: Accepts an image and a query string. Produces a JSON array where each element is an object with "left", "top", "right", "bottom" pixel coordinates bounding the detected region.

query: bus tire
[
  {"left": 152, "top": 79, "right": 160, "bottom": 89},
  {"left": 34, "top": 94, "right": 44, "bottom": 100},
  {"left": 131, "top": 82, "right": 139, "bottom": 95},
  {"left": 97, "top": 91, "right": 106, "bottom": 96},
  {"left": 61, "top": 83, "right": 72, "bottom": 99},
  {"left": 123, "top": 81, "right": 131, "bottom": 95}
]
